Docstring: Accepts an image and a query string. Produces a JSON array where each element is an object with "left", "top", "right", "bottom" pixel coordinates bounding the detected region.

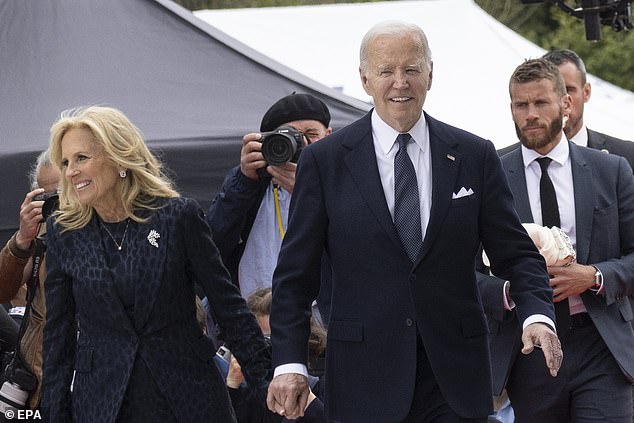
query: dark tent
[{"left": 0, "top": 0, "right": 369, "bottom": 245}]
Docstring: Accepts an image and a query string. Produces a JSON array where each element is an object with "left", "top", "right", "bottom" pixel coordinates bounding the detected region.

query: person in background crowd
[
  {"left": 0, "top": 149, "right": 60, "bottom": 408},
  {"left": 218, "top": 288, "right": 325, "bottom": 423},
  {"left": 206, "top": 93, "right": 333, "bottom": 325},
  {"left": 41, "top": 106, "right": 271, "bottom": 423},
  {"left": 267, "top": 20, "right": 561, "bottom": 422},
  {"left": 481, "top": 58, "right": 634, "bottom": 422}
]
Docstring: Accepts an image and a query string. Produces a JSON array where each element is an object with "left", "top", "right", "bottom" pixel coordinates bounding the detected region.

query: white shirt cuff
[
  {"left": 273, "top": 363, "right": 308, "bottom": 378},
  {"left": 503, "top": 280, "right": 516, "bottom": 310},
  {"left": 523, "top": 314, "right": 556, "bottom": 332}
]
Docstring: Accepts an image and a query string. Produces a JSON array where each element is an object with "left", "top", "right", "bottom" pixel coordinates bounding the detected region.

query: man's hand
[
  {"left": 16, "top": 188, "right": 46, "bottom": 250},
  {"left": 547, "top": 263, "right": 597, "bottom": 301},
  {"left": 521, "top": 322, "right": 562, "bottom": 377},
  {"left": 240, "top": 133, "right": 266, "bottom": 180},
  {"left": 267, "top": 162, "right": 297, "bottom": 193},
  {"left": 266, "top": 373, "right": 309, "bottom": 419}
]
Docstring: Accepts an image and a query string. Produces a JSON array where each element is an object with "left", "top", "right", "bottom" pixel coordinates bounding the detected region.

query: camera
[
  {"left": 520, "top": 0, "right": 632, "bottom": 41},
  {"left": 216, "top": 345, "right": 232, "bottom": 364},
  {"left": 33, "top": 192, "right": 59, "bottom": 222},
  {"left": 0, "top": 357, "right": 37, "bottom": 417},
  {"left": 260, "top": 126, "right": 306, "bottom": 166}
]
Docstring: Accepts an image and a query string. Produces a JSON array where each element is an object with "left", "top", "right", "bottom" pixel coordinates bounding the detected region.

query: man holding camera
[
  {"left": 0, "top": 149, "right": 60, "bottom": 409},
  {"left": 206, "top": 93, "right": 332, "bottom": 303}
]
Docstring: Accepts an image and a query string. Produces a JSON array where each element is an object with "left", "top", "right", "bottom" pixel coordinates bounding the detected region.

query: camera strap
[
  {"left": 13, "top": 238, "right": 45, "bottom": 359},
  {"left": 273, "top": 184, "right": 286, "bottom": 239}
]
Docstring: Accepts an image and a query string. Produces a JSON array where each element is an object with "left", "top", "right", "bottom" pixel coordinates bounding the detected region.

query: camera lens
[
  {"left": 261, "top": 133, "right": 297, "bottom": 166},
  {"left": 39, "top": 194, "right": 59, "bottom": 222}
]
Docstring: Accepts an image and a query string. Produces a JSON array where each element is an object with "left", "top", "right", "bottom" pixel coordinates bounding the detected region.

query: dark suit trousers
[
  {"left": 400, "top": 334, "right": 488, "bottom": 423},
  {"left": 507, "top": 322, "right": 632, "bottom": 423}
]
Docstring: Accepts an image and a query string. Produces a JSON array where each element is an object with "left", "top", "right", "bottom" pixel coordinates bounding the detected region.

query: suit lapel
[
  {"left": 343, "top": 115, "right": 404, "bottom": 252},
  {"left": 503, "top": 150, "right": 534, "bottom": 223},
  {"left": 415, "top": 120, "right": 460, "bottom": 264},
  {"left": 586, "top": 129, "right": 605, "bottom": 150},
  {"left": 569, "top": 143, "right": 594, "bottom": 264}
]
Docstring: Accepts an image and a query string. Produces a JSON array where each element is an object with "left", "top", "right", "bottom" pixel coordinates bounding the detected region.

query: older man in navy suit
[
  {"left": 266, "top": 21, "right": 563, "bottom": 423},
  {"left": 480, "top": 59, "right": 634, "bottom": 422}
]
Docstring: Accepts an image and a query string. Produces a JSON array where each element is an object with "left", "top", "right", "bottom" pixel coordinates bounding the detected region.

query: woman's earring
[{"left": 119, "top": 169, "right": 127, "bottom": 178}]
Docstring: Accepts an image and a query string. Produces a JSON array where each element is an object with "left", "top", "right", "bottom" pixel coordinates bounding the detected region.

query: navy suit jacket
[
  {"left": 41, "top": 197, "right": 271, "bottom": 423},
  {"left": 480, "top": 142, "right": 634, "bottom": 394},
  {"left": 270, "top": 111, "right": 553, "bottom": 421}
]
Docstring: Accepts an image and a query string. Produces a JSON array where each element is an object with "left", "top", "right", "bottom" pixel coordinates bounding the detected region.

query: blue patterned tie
[{"left": 394, "top": 133, "right": 422, "bottom": 262}]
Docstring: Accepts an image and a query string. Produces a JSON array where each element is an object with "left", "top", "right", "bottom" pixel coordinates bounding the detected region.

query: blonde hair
[{"left": 49, "top": 106, "right": 179, "bottom": 230}]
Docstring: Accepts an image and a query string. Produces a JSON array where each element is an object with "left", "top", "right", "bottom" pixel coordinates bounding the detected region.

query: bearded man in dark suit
[
  {"left": 498, "top": 49, "right": 634, "bottom": 168},
  {"left": 481, "top": 58, "right": 634, "bottom": 422}
]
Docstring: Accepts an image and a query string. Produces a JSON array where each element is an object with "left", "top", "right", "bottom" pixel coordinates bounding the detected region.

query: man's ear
[
  {"left": 360, "top": 67, "right": 370, "bottom": 95},
  {"left": 583, "top": 82, "right": 591, "bottom": 103},
  {"left": 427, "top": 62, "right": 433, "bottom": 91},
  {"left": 562, "top": 93, "right": 573, "bottom": 116}
]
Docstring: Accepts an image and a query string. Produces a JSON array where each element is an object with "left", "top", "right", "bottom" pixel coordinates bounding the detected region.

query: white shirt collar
[
  {"left": 521, "top": 132, "right": 570, "bottom": 169},
  {"left": 569, "top": 124, "right": 589, "bottom": 147},
  {"left": 371, "top": 109, "right": 428, "bottom": 155}
]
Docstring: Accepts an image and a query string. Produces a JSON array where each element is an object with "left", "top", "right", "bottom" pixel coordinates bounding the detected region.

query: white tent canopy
[{"left": 196, "top": 0, "right": 634, "bottom": 147}]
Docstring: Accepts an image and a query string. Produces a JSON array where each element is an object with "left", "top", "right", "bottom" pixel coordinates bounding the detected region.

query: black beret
[{"left": 260, "top": 93, "right": 331, "bottom": 132}]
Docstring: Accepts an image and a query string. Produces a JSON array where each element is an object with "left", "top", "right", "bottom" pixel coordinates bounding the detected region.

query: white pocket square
[{"left": 452, "top": 187, "right": 474, "bottom": 199}]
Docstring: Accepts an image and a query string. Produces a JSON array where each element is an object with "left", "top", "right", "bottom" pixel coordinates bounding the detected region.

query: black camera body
[
  {"left": 260, "top": 126, "right": 305, "bottom": 166},
  {"left": 0, "top": 354, "right": 37, "bottom": 416},
  {"left": 33, "top": 192, "right": 59, "bottom": 222}
]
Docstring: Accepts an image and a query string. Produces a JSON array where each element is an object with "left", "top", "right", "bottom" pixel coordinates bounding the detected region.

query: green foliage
[
  {"left": 475, "top": 0, "right": 634, "bottom": 92},
  {"left": 544, "top": 12, "right": 634, "bottom": 91}
]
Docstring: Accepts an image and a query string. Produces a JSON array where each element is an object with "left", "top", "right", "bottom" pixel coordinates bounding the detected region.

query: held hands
[
  {"left": 547, "top": 263, "right": 597, "bottom": 301},
  {"left": 521, "top": 322, "right": 562, "bottom": 377},
  {"left": 239, "top": 133, "right": 297, "bottom": 192},
  {"left": 15, "top": 188, "right": 46, "bottom": 250},
  {"left": 266, "top": 373, "right": 310, "bottom": 419}
]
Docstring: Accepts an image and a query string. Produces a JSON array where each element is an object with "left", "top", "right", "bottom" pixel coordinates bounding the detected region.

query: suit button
[
  {"left": 409, "top": 274, "right": 417, "bottom": 282},
  {"left": 406, "top": 318, "right": 414, "bottom": 327}
]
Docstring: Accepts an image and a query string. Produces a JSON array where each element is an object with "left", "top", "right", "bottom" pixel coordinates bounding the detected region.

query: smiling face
[
  {"left": 360, "top": 32, "right": 432, "bottom": 133},
  {"left": 60, "top": 127, "right": 124, "bottom": 219}
]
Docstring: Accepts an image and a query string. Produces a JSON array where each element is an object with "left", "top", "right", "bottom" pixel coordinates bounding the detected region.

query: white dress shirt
[
  {"left": 521, "top": 136, "right": 587, "bottom": 315},
  {"left": 371, "top": 110, "right": 432, "bottom": 238},
  {"left": 569, "top": 124, "right": 589, "bottom": 147}
]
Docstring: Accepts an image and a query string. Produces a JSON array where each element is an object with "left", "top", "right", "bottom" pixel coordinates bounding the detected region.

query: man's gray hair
[
  {"left": 28, "top": 149, "right": 53, "bottom": 190},
  {"left": 359, "top": 20, "right": 432, "bottom": 73}
]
